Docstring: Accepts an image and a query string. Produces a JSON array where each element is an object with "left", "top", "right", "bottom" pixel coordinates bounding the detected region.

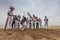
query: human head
[
  {"left": 18, "top": 15, "right": 21, "bottom": 18},
  {"left": 33, "top": 14, "right": 35, "bottom": 17},
  {"left": 9, "top": 6, "right": 15, "bottom": 11},
  {"left": 45, "top": 16, "right": 47, "bottom": 18},
  {"left": 27, "top": 12, "right": 29, "bottom": 14}
]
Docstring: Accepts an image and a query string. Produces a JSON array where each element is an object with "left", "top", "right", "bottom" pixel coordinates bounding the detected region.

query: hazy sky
[{"left": 0, "top": 0, "right": 60, "bottom": 26}]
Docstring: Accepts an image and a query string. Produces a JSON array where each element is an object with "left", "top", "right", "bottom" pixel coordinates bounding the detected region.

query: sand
[{"left": 0, "top": 26, "right": 60, "bottom": 40}]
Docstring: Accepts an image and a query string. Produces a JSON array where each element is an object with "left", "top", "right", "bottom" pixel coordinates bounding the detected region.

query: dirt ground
[{"left": 0, "top": 26, "right": 60, "bottom": 40}]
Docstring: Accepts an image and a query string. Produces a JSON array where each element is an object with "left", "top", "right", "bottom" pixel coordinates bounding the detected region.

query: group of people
[{"left": 4, "top": 6, "right": 48, "bottom": 30}]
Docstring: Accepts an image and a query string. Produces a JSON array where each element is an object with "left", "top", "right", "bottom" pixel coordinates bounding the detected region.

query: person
[
  {"left": 36, "top": 21, "right": 39, "bottom": 29},
  {"left": 27, "top": 12, "right": 34, "bottom": 29},
  {"left": 17, "top": 15, "right": 21, "bottom": 29},
  {"left": 33, "top": 14, "right": 39, "bottom": 29},
  {"left": 20, "top": 16, "right": 27, "bottom": 30},
  {"left": 26, "top": 17, "right": 29, "bottom": 28},
  {"left": 39, "top": 18, "right": 42, "bottom": 28},
  {"left": 33, "top": 15, "right": 38, "bottom": 21},
  {"left": 12, "top": 15, "right": 17, "bottom": 29},
  {"left": 5, "top": 6, "right": 15, "bottom": 30},
  {"left": 44, "top": 16, "right": 48, "bottom": 28},
  {"left": 33, "top": 15, "right": 36, "bottom": 29},
  {"left": 29, "top": 20, "right": 32, "bottom": 29}
]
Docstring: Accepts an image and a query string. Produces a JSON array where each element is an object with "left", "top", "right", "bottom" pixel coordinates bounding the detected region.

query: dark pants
[
  {"left": 33, "top": 22, "right": 35, "bottom": 29},
  {"left": 29, "top": 22, "right": 31, "bottom": 29},
  {"left": 36, "top": 22, "right": 39, "bottom": 28},
  {"left": 12, "top": 20, "right": 15, "bottom": 29}
]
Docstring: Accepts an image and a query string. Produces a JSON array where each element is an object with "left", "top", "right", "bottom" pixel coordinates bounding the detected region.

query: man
[
  {"left": 39, "top": 18, "right": 42, "bottom": 28},
  {"left": 27, "top": 12, "right": 33, "bottom": 29},
  {"left": 17, "top": 15, "right": 21, "bottom": 29},
  {"left": 44, "top": 16, "right": 48, "bottom": 28},
  {"left": 26, "top": 17, "right": 29, "bottom": 28},
  {"left": 33, "top": 15, "right": 38, "bottom": 21},
  {"left": 29, "top": 20, "right": 32, "bottom": 29},
  {"left": 12, "top": 15, "right": 17, "bottom": 29},
  {"left": 8, "top": 6, "right": 15, "bottom": 29},
  {"left": 20, "top": 16, "right": 27, "bottom": 30},
  {"left": 12, "top": 15, "right": 21, "bottom": 29},
  {"left": 4, "top": 6, "right": 15, "bottom": 30},
  {"left": 33, "top": 15, "right": 39, "bottom": 29},
  {"left": 33, "top": 15, "right": 36, "bottom": 29}
]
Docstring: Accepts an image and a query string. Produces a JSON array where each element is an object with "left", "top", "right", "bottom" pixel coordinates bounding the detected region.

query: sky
[{"left": 0, "top": 0, "right": 60, "bottom": 26}]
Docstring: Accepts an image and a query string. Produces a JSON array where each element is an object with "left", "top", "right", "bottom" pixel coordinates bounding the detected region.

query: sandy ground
[{"left": 0, "top": 26, "right": 60, "bottom": 40}]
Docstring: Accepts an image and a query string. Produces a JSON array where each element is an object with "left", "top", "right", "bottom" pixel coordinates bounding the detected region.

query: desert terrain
[{"left": 0, "top": 26, "right": 60, "bottom": 40}]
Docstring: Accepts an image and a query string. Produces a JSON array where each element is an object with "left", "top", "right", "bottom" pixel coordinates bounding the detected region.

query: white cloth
[
  {"left": 44, "top": 18, "right": 48, "bottom": 28},
  {"left": 21, "top": 22, "right": 27, "bottom": 30},
  {"left": 15, "top": 20, "right": 18, "bottom": 28},
  {"left": 7, "top": 10, "right": 13, "bottom": 29}
]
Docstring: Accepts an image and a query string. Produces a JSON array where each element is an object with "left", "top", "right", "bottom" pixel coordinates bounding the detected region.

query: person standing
[
  {"left": 17, "top": 15, "right": 21, "bottom": 29},
  {"left": 39, "top": 18, "right": 42, "bottom": 28},
  {"left": 20, "top": 16, "right": 27, "bottom": 30},
  {"left": 33, "top": 15, "right": 36, "bottom": 29},
  {"left": 12, "top": 15, "right": 17, "bottom": 29},
  {"left": 33, "top": 15, "right": 39, "bottom": 29},
  {"left": 44, "top": 16, "right": 48, "bottom": 28},
  {"left": 26, "top": 17, "right": 29, "bottom": 28},
  {"left": 29, "top": 20, "right": 32, "bottom": 29},
  {"left": 4, "top": 6, "right": 15, "bottom": 30},
  {"left": 8, "top": 6, "right": 15, "bottom": 29}
]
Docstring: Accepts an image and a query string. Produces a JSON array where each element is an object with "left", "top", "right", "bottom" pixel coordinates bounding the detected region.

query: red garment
[{"left": 34, "top": 16, "right": 38, "bottom": 20}]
